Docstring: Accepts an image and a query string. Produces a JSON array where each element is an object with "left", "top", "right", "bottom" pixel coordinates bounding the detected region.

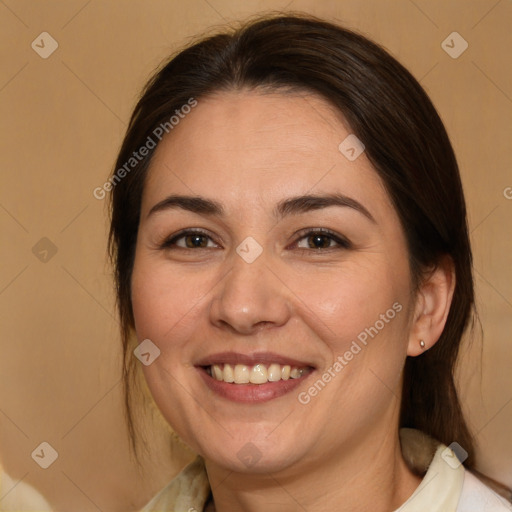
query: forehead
[{"left": 142, "top": 90, "right": 390, "bottom": 216}]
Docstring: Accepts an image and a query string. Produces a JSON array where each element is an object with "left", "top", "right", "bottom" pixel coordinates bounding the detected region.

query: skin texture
[{"left": 131, "top": 90, "right": 455, "bottom": 511}]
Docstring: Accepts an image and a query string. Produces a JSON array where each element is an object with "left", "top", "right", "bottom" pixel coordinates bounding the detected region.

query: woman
[{"left": 107, "top": 14, "right": 512, "bottom": 512}]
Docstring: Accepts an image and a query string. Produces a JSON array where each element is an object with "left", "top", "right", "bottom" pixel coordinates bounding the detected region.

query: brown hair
[{"left": 110, "top": 13, "right": 476, "bottom": 469}]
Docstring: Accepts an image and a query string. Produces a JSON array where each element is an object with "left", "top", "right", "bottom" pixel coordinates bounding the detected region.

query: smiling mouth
[
  {"left": 196, "top": 352, "right": 315, "bottom": 402},
  {"left": 205, "top": 363, "right": 312, "bottom": 384}
]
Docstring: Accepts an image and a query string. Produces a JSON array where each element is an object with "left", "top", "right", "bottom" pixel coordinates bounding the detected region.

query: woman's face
[{"left": 131, "top": 90, "right": 417, "bottom": 474}]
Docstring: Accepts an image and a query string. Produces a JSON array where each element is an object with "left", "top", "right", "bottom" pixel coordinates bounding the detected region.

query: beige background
[{"left": 0, "top": 0, "right": 511, "bottom": 510}]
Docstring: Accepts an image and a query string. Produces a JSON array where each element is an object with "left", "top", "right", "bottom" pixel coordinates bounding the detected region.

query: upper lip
[{"left": 195, "top": 351, "right": 315, "bottom": 368}]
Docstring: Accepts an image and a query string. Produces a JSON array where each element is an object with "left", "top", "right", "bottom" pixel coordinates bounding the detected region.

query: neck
[{"left": 205, "top": 424, "right": 421, "bottom": 512}]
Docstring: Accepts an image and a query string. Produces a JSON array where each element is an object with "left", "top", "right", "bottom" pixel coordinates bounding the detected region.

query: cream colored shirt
[
  {"left": 1, "top": 430, "right": 511, "bottom": 511},
  {"left": 0, "top": 470, "right": 52, "bottom": 511}
]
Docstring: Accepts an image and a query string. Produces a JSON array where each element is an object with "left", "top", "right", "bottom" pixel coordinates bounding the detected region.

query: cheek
[
  {"left": 293, "top": 267, "right": 410, "bottom": 418},
  {"left": 288, "top": 258, "right": 413, "bottom": 411},
  {"left": 130, "top": 256, "right": 212, "bottom": 442},
  {"left": 286, "top": 258, "right": 410, "bottom": 347},
  {"left": 131, "top": 256, "right": 210, "bottom": 343}
]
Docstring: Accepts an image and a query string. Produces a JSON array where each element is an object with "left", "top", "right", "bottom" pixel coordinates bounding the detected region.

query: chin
[{"left": 203, "top": 445, "right": 304, "bottom": 475}]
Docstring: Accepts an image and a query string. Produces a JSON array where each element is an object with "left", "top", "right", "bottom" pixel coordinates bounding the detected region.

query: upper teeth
[{"left": 208, "top": 363, "right": 307, "bottom": 384}]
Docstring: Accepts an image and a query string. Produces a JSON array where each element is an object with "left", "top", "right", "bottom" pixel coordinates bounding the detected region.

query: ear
[{"left": 407, "top": 256, "right": 456, "bottom": 356}]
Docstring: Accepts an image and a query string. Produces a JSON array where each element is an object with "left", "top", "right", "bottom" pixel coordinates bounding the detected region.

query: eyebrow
[{"left": 147, "top": 193, "right": 375, "bottom": 223}]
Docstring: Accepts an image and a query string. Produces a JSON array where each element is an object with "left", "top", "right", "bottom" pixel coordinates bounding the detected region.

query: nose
[{"left": 209, "top": 253, "right": 292, "bottom": 335}]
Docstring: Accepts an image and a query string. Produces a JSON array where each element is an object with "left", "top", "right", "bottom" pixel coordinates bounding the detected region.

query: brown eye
[
  {"left": 306, "top": 234, "right": 334, "bottom": 249},
  {"left": 295, "top": 229, "right": 351, "bottom": 250},
  {"left": 161, "top": 230, "right": 218, "bottom": 249},
  {"left": 183, "top": 234, "right": 209, "bottom": 248}
]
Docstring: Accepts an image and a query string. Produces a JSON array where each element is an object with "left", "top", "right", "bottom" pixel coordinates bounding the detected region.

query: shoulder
[
  {"left": 140, "top": 456, "right": 210, "bottom": 512},
  {"left": 0, "top": 461, "right": 52, "bottom": 511},
  {"left": 456, "top": 470, "right": 512, "bottom": 512},
  {"left": 398, "top": 429, "right": 512, "bottom": 512}
]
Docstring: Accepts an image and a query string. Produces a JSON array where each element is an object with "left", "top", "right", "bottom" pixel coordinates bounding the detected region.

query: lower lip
[{"left": 197, "top": 368, "right": 313, "bottom": 403}]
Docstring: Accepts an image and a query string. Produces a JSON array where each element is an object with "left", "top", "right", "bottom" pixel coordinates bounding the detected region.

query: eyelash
[{"left": 160, "top": 228, "right": 352, "bottom": 252}]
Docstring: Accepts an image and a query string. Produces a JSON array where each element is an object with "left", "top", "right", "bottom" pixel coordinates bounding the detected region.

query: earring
[{"left": 419, "top": 340, "right": 426, "bottom": 349}]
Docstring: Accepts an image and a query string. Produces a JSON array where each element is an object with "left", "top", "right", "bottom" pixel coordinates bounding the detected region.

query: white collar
[{"left": 396, "top": 433, "right": 464, "bottom": 511}]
